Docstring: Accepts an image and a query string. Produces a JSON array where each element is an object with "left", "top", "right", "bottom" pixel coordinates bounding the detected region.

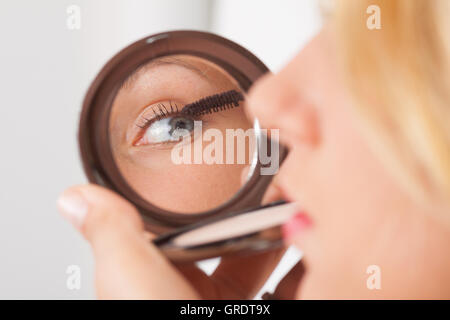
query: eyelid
[
  {"left": 135, "top": 100, "right": 182, "bottom": 130},
  {"left": 129, "top": 101, "right": 183, "bottom": 146},
  {"left": 128, "top": 89, "right": 243, "bottom": 147}
]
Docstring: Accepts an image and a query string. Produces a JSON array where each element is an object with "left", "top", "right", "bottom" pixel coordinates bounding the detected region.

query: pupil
[
  {"left": 176, "top": 120, "right": 187, "bottom": 129},
  {"left": 169, "top": 117, "right": 194, "bottom": 139}
]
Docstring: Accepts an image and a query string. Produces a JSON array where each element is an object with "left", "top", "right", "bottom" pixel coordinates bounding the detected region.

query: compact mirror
[
  {"left": 109, "top": 54, "right": 255, "bottom": 214},
  {"left": 79, "top": 31, "right": 285, "bottom": 235}
]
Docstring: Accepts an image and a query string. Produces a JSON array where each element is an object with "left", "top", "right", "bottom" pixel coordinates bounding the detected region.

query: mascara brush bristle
[{"left": 182, "top": 90, "right": 244, "bottom": 116}]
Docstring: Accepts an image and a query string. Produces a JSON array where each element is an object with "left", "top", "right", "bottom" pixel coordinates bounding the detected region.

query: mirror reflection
[{"left": 109, "top": 55, "right": 256, "bottom": 214}]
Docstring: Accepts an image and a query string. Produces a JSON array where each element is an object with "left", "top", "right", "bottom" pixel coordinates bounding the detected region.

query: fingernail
[
  {"left": 282, "top": 211, "right": 311, "bottom": 240},
  {"left": 57, "top": 189, "right": 88, "bottom": 229}
]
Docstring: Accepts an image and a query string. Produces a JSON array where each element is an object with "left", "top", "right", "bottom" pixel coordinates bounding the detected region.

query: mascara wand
[{"left": 182, "top": 90, "right": 244, "bottom": 117}]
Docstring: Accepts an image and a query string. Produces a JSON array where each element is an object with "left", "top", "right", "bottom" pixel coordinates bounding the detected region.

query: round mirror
[
  {"left": 109, "top": 55, "right": 256, "bottom": 214},
  {"left": 79, "top": 31, "right": 284, "bottom": 233}
]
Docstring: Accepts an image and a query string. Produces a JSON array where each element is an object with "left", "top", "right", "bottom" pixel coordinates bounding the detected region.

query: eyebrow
[{"left": 119, "top": 57, "right": 208, "bottom": 90}]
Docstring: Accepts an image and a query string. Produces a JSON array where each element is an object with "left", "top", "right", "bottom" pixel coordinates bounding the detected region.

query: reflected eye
[
  {"left": 136, "top": 116, "right": 195, "bottom": 146},
  {"left": 133, "top": 100, "right": 200, "bottom": 146}
]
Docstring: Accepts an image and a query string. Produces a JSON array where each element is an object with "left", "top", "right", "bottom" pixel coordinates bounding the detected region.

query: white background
[{"left": 0, "top": 0, "right": 322, "bottom": 299}]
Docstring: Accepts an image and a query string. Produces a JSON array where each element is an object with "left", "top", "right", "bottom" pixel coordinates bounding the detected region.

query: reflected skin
[{"left": 110, "top": 55, "right": 253, "bottom": 213}]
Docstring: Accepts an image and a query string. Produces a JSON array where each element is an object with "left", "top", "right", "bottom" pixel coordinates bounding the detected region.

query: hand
[{"left": 57, "top": 184, "right": 292, "bottom": 299}]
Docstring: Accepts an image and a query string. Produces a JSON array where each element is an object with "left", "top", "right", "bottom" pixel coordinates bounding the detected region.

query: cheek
[
  {"left": 319, "top": 104, "right": 400, "bottom": 226},
  {"left": 290, "top": 107, "right": 407, "bottom": 298},
  {"left": 117, "top": 154, "right": 246, "bottom": 213},
  {"left": 286, "top": 95, "right": 404, "bottom": 250}
]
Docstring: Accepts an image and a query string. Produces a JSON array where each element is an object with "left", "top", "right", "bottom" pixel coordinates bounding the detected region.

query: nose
[
  {"left": 247, "top": 70, "right": 317, "bottom": 150},
  {"left": 246, "top": 72, "right": 294, "bottom": 131}
]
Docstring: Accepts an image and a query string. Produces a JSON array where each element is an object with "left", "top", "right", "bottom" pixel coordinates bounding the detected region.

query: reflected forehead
[{"left": 120, "top": 57, "right": 208, "bottom": 90}]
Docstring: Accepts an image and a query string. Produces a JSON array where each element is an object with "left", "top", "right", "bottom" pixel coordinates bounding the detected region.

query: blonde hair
[{"left": 332, "top": 0, "right": 450, "bottom": 208}]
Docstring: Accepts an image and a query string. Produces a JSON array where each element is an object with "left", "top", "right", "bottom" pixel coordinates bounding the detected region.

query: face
[
  {"left": 109, "top": 55, "right": 254, "bottom": 214},
  {"left": 247, "top": 27, "right": 450, "bottom": 298}
]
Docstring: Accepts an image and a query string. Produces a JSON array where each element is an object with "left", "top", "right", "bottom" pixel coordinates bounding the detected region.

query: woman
[{"left": 57, "top": 0, "right": 450, "bottom": 299}]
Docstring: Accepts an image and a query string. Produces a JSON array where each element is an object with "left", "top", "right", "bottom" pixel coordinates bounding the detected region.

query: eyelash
[
  {"left": 136, "top": 101, "right": 185, "bottom": 130},
  {"left": 135, "top": 89, "right": 244, "bottom": 131}
]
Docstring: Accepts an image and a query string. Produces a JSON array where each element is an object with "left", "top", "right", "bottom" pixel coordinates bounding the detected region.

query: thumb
[
  {"left": 57, "top": 184, "right": 199, "bottom": 299},
  {"left": 58, "top": 184, "right": 144, "bottom": 252}
]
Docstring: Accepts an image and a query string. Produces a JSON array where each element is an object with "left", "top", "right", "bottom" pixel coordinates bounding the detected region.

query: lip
[
  {"left": 275, "top": 183, "right": 312, "bottom": 237},
  {"left": 282, "top": 211, "right": 312, "bottom": 241}
]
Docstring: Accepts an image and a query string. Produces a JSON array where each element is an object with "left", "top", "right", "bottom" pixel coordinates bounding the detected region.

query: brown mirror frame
[{"left": 78, "top": 30, "right": 287, "bottom": 234}]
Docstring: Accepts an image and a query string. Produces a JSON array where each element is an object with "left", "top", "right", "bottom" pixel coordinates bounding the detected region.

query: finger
[
  {"left": 212, "top": 248, "right": 286, "bottom": 299},
  {"left": 58, "top": 184, "right": 199, "bottom": 299},
  {"left": 264, "top": 261, "right": 305, "bottom": 300},
  {"left": 210, "top": 176, "right": 287, "bottom": 298},
  {"left": 175, "top": 263, "right": 222, "bottom": 299}
]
